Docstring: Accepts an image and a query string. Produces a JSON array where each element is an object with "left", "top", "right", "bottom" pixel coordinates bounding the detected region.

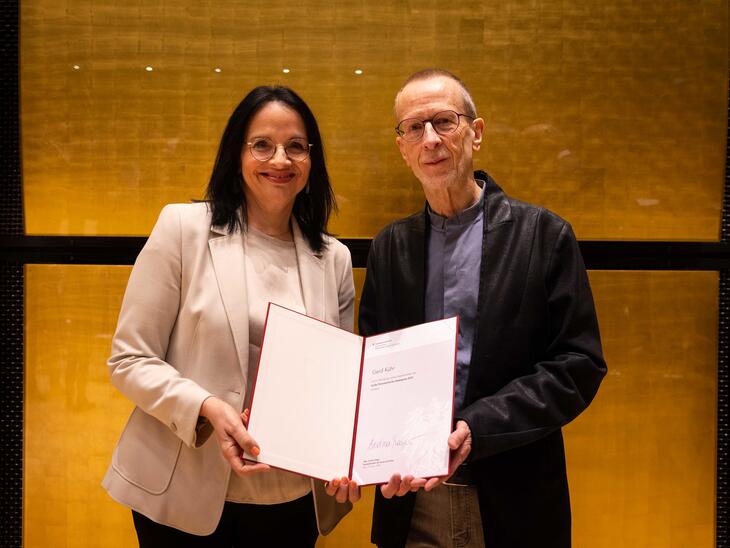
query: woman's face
[{"left": 241, "top": 101, "right": 311, "bottom": 218}]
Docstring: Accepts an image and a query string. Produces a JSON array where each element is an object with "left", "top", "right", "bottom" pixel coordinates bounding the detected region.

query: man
[{"left": 359, "top": 69, "right": 606, "bottom": 548}]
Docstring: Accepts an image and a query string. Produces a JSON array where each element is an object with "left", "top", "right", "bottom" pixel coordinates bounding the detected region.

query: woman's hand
[
  {"left": 199, "top": 397, "right": 270, "bottom": 477},
  {"left": 324, "top": 477, "right": 361, "bottom": 504}
]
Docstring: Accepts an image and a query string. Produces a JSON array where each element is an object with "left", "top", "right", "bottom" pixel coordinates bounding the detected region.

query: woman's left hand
[{"left": 324, "top": 477, "right": 361, "bottom": 504}]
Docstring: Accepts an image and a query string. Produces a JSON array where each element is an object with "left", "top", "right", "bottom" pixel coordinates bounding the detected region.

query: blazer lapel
[
  {"left": 208, "top": 226, "right": 250, "bottom": 381},
  {"left": 292, "top": 220, "right": 325, "bottom": 321}
]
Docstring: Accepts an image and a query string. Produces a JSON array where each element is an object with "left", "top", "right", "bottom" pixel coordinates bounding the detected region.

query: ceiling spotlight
[
  {"left": 145, "top": 66, "right": 154, "bottom": 72},
  {"left": 72, "top": 64, "right": 80, "bottom": 70},
  {"left": 282, "top": 68, "right": 290, "bottom": 74},
  {"left": 214, "top": 67, "right": 222, "bottom": 73},
  {"left": 354, "top": 69, "right": 363, "bottom": 75}
]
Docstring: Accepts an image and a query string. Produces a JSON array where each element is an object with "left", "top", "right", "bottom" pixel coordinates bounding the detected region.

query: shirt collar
[{"left": 427, "top": 179, "right": 486, "bottom": 230}]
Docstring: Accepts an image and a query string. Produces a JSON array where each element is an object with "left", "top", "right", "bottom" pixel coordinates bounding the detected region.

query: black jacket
[{"left": 359, "top": 172, "right": 606, "bottom": 548}]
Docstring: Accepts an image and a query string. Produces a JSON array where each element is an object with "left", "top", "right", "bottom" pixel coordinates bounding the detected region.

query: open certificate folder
[{"left": 243, "top": 303, "right": 458, "bottom": 486}]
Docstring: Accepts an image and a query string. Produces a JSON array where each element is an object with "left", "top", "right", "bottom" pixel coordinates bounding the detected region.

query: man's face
[{"left": 395, "top": 76, "right": 484, "bottom": 192}]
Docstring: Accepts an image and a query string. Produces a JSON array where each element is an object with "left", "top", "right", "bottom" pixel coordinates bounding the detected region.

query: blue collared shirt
[{"left": 424, "top": 183, "right": 485, "bottom": 412}]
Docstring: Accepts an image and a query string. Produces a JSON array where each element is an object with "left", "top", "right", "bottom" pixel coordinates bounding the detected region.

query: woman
[{"left": 102, "top": 86, "right": 359, "bottom": 546}]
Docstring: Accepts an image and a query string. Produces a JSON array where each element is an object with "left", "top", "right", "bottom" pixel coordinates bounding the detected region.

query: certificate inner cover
[
  {"left": 245, "top": 303, "right": 457, "bottom": 485},
  {"left": 245, "top": 304, "right": 363, "bottom": 481}
]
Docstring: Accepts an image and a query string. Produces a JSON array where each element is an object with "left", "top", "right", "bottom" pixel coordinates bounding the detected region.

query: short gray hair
[{"left": 394, "top": 68, "right": 477, "bottom": 119}]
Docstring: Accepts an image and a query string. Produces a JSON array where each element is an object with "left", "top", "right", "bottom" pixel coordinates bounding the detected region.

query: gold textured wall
[
  {"left": 567, "top": 271, "right": 717, "bottom": 548},
  {"left": 25, "top": 266, "right": 717, "bottom": 547},
  {"left": 24, "top": 266, "right": 134, "bottom": 547},
  {"left": 21, "top": 0, "right": 727, "bottom": 239}
]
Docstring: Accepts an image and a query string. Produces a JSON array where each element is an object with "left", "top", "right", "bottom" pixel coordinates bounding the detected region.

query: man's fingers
[
  {"left": 448, "top": 421, "right": 470, "bottom": 449},
  {"left": 396, "top": 475, "right": 413, "bottom": 497},
  {"left": 456, "top": 443, "right": 471, "bottom": 464},
  {"left": 410, "top": 478, "right": 427, "bottom": 491},
  {"left": 374, "top": 424, "right": 470, "bottom": 498},
  {"left": 380, "top": 474, "right": 401, "bottom": 499},
  {"left": 446, "top": 459, "right": 462, "bottom": 479},
  {"left": 424, "top": 476, "right": 442, "bottom": 491},
  {"left": 448, "top": 432, "right": 465, "bottom": 449},
  {"left": 381, "top": 474, "right": 427, "bottom": 497}
]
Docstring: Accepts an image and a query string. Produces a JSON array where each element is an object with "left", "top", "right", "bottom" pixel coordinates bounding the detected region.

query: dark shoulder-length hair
[{"left": 204, "top": 86, "right": 336, "bottom": 253}]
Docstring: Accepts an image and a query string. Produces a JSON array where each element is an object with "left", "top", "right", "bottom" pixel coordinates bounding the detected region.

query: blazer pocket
[{"left": 112, "top": 407, "right": 182, "bottom": 495}]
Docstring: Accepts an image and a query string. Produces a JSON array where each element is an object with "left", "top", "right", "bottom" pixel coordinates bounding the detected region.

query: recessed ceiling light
[
  {"left": 214, "top": 67, "right": 222, "bottom": 73},
  {"left": 282, "top": 68, "right": 290, "bottom": 74},
  {"left": 72, "top": 64, "right": 80, "bottom": 70},
  {"left": 145, "top": 66, "right": 154, "bottom": 72},
  {"left": 354, "top": 69, "right": 363, "bottom": 75}
]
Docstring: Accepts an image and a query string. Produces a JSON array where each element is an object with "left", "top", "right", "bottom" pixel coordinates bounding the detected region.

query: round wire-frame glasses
[
  {"left": 395, "top": 110, "right": 475, "bottom": 142},
  {"left": 247, "top": 137, "right": 313, "bottom": 162}
]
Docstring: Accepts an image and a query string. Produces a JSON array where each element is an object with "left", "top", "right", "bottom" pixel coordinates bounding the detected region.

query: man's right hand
[
  {"left": 380, "top": 420, "right": 473, "bottom": 498},
  {"left": 380, "top": 474, "right": 427, "bottom": 499},
  {"left": 199, "top": 397, "right": 270, "bottom": 477}
]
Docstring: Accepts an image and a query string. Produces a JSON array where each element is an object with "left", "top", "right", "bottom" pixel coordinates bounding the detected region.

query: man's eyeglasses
[
  {"left": 246, "top": 137, "right": 313, "bottom": 162},
  {"left": 395, "top": 110, "right": 475, "bottom": 142}
]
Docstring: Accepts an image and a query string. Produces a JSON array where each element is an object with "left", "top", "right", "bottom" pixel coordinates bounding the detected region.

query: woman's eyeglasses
[{"left": 246, "top": 137, "right": 313, "bottom": 162}]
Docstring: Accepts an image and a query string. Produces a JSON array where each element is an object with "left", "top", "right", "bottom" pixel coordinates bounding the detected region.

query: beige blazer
[{"left": 102, "top": 203, "right": 355, "bottom": 535}]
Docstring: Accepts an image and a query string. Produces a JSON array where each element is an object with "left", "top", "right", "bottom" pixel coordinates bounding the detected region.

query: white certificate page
[
  {"left": 351, "top": 317, "right": 457, "bottom": 485},
  {"left": 244, "top": 304, "right": 364, "bottom": 481}
]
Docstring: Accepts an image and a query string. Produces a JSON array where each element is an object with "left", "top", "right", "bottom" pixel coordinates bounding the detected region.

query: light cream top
[{"left": 226, "top": 225, "right": 312, "bottom": 504}]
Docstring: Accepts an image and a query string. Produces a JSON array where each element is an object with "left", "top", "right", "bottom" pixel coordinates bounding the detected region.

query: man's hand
[
  {"left": 324, "top": 477, "right": 362, "bottom": 504},
  {"left": 379, "top": 420, "right": 472, "bottom": 498},
  {"left": 199, "top": 397, "right": 270, "bottom": 477},
  {"left": 380, "top": 474, "right": 427, "bottom": 499},
  {"left": 424, "top": 420, "right": 472, "bottom": 490}
]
